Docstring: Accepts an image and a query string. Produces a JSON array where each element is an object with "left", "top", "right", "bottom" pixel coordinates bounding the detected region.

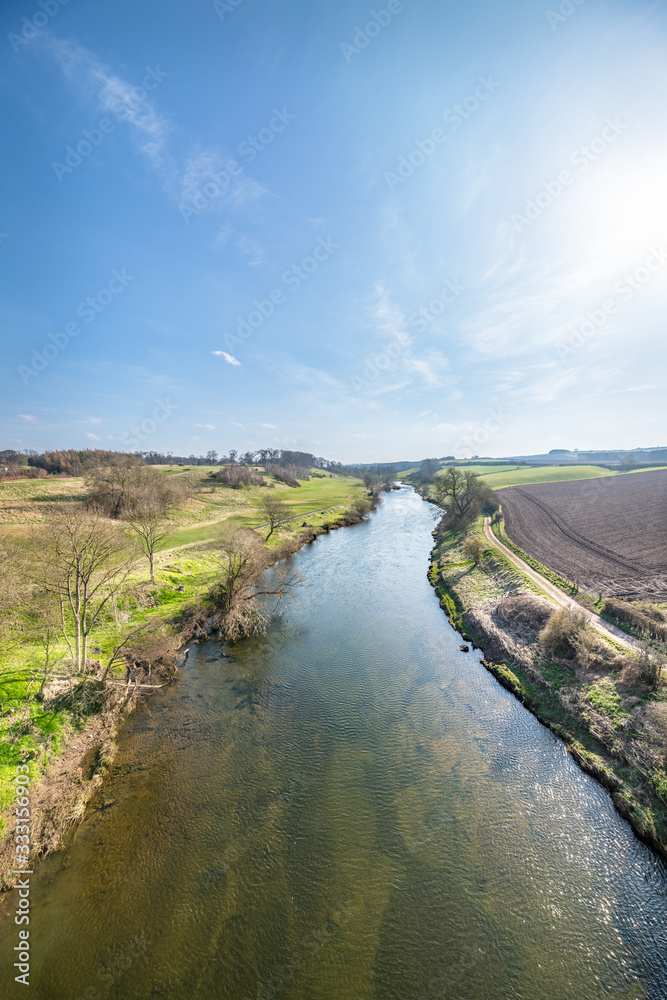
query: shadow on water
[{"left": 1, "top": 487, "right": 667, "bottom": 999}]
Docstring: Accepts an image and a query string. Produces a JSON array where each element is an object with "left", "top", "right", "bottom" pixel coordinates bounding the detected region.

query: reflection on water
[{"left": 1, "top": 487, "right": 666, "bottom": 999}]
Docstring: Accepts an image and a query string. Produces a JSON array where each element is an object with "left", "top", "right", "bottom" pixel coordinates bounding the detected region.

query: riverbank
[
  {"left": 428, "top": 512, "right": 667, "bottom": 861},
  {"left": 0, "top": 499, "right": 372, "bottom": 892}
]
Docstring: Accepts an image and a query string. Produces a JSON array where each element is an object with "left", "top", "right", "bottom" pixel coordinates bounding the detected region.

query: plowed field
[{"left": 500, "top": 470, "right": 667, "bottom": 599}]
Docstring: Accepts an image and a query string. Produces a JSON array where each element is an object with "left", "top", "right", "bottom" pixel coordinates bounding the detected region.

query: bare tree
[
  {"left": 31, "top": 507, "right": 139, "bottom": 675},
  {"left": 380, "top": 465, "right": 397, "bottom": 490},
  {"left": 125, "top": 490, "right": 178, "bottom": 583},
  {"left": 209, "top": 527, "right": 302, "bottom": 641},
  {"left": 258, "top": 493, "right": 290, "bottom": 541},
  {"left": 351, "top": 496, "right": 372, "bottom": 516},
  {"left": 634, "top": 640, "right": 666, "bottom": 689},
  {"left": 85, "top": 460, "right": 185, "bottom": 519}
]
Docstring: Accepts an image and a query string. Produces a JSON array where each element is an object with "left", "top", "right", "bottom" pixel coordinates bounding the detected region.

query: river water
[{"left": 2, "top": 486, "right": 667, "bottom": 999}]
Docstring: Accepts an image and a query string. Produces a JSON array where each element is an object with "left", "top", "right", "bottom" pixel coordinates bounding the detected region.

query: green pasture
[{"left": 479, "top": 465, "right": 616, "bottom": 488}]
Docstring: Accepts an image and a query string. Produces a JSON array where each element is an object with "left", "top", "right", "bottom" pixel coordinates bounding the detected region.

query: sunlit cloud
[{"left": 213, "top": 351, "right": 241, "bottom": 366}]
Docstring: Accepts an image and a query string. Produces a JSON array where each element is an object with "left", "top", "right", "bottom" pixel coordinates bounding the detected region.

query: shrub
[
  {"left": 540, "top": 607, "right": 592, "bottom": 660},
  {"left": 462, "top": 536, "right": 485, "bottom": 564},
  {"left": 215, "top": 464, "right": 263, "bottom": 488},
  {"left": 351, "top": 496, "right": 372, "bottom": 516},
  {"left": 263, "top": 463, "right": 309, "bottom": 487},
  {"left": 603, "top": 599, "right": 667, "bottom": 641}
]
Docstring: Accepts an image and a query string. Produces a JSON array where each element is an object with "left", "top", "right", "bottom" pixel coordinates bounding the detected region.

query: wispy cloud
[
  {"left": 17, "top": 413, "right": 37, "bottom": 423},
  {"left": 213, "top": 351, "right": 241, "bottom": 366},
  {"left": 195, "top": 423, "right": 216, "bottom": 430},
  {"left": 85, "top": 431, "right": 101, "bottom": 440},
  {"left": 45, "top": 37, "right": 170, "bottom": 169},
  {"left": 357, "top": 282, "right": 455, "bottom": 394},
  {"left": 42, "top": 36, "right": 266, "bottom": 216}
]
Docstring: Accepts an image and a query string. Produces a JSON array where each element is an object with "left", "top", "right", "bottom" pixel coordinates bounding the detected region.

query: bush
[
  {"left": 351, "top": 496, "right": 372, "bottom": 517},
  {"left": 603, "top": 599, "right": 667, "bottom": 641},
  {"left": 263, "top": 463, "right": 309, "bottom": 487},
  {"left": 540, "top": 607, "right": 592, "bottom": 660},
  {"left": 462, "top": 536, "right": 485, "bottom": 564},
  {"left": 215, "top": 464, "right": 263, "bottom": 488},
  {"left": 627, "top": 642, "right": 666, "bottom": 690}
]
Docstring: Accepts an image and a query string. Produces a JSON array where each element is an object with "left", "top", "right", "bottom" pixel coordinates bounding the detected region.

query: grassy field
[
  {"left": 450, "top": 463, "right": 526, "bottom": 476},
  {"left": 479, "top": 465, "right": 616, "bottom": 488},
  {"left": 0, "top": 468, "right": 365, "bottom": 543}
]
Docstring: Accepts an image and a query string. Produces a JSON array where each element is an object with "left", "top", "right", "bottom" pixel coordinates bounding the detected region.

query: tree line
[{"left": 0, "top": 447, "right": 359, "bottom": 478}]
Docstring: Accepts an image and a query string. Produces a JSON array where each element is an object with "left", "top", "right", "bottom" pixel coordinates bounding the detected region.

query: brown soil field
[{"left": 499, "top": 470, "right": 667, "bottom": 599}]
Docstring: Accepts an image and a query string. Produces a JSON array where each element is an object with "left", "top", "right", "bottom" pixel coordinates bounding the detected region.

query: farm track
[{"left": 482, "top": 518, "right": 638, "bottom": 651}]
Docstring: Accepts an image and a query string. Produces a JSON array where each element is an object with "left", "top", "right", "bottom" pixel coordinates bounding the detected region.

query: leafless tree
[
  {"left": 258, "top": 493, "right": 291, "bottom": 541},
  {"left": 351, "top": 496, "right": 372, "bottom": 516},
  {"left": 30, "top": 507, "right": 139, "bottom": 675},
  {"left": 125, "top": 494, "right": 176, "bottom": 583},
  {"left": 85, "top": 459, "right": 185, "bottom": 519},
  {"left": 209, "top": 527, "right": 302, "bottom": 642}
]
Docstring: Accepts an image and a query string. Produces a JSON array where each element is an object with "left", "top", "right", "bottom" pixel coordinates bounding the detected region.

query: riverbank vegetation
[
  {"left": 0, "top": 451, "right": 368, "bottom": 883},
  {"left": 425, "top": 471, "right": 667, "bottom": 860}
]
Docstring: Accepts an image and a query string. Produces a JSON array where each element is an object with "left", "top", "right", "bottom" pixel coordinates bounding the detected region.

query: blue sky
[{"left": 1, "top": 0, "right": 666, "bottom": 463}]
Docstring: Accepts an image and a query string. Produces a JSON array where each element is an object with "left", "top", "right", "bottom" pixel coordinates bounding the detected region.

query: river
[{"left": 1, "top": 486, "right": 667, "bottom": 999}]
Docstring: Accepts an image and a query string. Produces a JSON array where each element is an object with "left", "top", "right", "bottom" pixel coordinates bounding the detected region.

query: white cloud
[
  {"left": 232, "top": 421, "right": 244, "bottom": 428},
  {"left": 85, "top": 432, "right": 101, "bottom": 441},
  {"left": 195, "top": 423, "right": 216, "bottom": 430},
  {"left": 355, "top": 283, "right": 454, "bottom": 394},
  {"left": 260, "top": 423, "right": 277, "bottom": 429},
  {"left": 44, "top": 38, "right": 267, "bottom": 216},
  {"left": 87, "top": 417, "right": 102, "bottom": 424},
  {"left": 212, "top": 351, "right": 241, "bottom": 366},
  {"left": 17, "top": 414, "right": 37, "bottom": 423},
  {"left": 236, "top": 234, "right": 266, "bottom": 269},
  {"left": 46, "top": 37, "right": 170, "bottom": 170},
  {"left": 179, "top": 149, "right": 266, "bottom": 214}
]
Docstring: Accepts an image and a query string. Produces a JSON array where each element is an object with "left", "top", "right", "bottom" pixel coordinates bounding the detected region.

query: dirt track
[{"left": 482, "top": 517, "right": 638, "bottom": 651}]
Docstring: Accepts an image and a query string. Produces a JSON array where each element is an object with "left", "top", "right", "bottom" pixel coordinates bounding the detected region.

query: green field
[
  {"left": 479, "top": 465, "right": 616, "bottom": 489},
  {"left": 0, "top": 468, "right": 364, "bottom": 545},
  {"left": 449, "top": 463, "right": 526, "bottom": 476},
  {"left": 160, "top": 473, "right": 365, "bottom": 549}
]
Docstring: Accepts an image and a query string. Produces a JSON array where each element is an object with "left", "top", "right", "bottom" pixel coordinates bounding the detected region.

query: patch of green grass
[
  {"left": 540, "top": 659, "right": 575, "bottom": 691},
  {"left": 586, "top": 677, "right": 627, "bottom": 724},
  {"left": 442, "top": 463, "right": 526, "bottom": 475}
]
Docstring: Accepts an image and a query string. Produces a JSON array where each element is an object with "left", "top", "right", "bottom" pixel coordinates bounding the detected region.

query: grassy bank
[
  {"left": 429, "top": 513, "right": 667, "bottom": 861},
  {"left": 0, "top": 470, "right": 366, "bottom": 883}
]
